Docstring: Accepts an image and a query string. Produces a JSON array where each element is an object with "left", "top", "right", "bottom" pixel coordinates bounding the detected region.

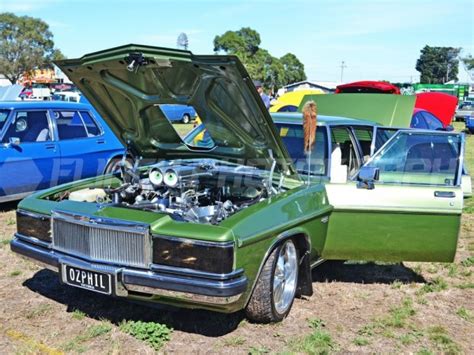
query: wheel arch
[{"left": 245, "top": 231, "right": 313, "bottom": 308}]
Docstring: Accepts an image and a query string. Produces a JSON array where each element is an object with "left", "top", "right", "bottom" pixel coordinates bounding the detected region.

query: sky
[{"left": 1, "top": 0, "right": 473, "bottom": 83}]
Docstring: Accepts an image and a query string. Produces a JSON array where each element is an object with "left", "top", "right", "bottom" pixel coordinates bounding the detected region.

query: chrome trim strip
[
  {"left": 52, "top": 210, "right": 149, "bottom": 232},
  {"left": 456, "top": 133, "right": 465, "bottom": 187},
  {"left": 125, "top": 285, "right": 241, "bottom": 305},
  {"left": 16, "top": 233, "right": 51, "bottom": 249},
  {"left": 0, "top": 191, "right": 33, "bottom": 203},
  {"left": 17, "top": 209, "right": 50, "bottom": 220},
  {"left": 310, "top": 258, "right": 326, "bottom": 269}
]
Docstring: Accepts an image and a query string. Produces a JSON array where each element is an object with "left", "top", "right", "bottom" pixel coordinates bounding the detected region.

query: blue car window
[
  {"left": 411, "top": 112, "right": 428, "bottom": 129},
  {"left": 53, "top": 110, "right": 88, "bottom": 140},
  {"left": 276, "top": 123, "right": 328, "bottom": 176},
  {"left": 374, "top": 128, "right": 397, "bottom": 152},
  {"left": 79, "top": 111, "right": 100, "bottom": 136},
  {"left": 0, "top": 109, "right": 10, "bottom": 131},
  {"left": 2, "top": 110, "right": 51, "bottom": 143},
  {"left": 421, "top": 112, "right": 443, "bottom": 130}
]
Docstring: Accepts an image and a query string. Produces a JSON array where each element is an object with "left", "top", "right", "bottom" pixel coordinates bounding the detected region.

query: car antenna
[{"left": 302, "top": 101, "right": 317, "bottom": 185}]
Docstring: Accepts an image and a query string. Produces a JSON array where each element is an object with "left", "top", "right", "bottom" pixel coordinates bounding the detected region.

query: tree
[
  {"left": 177, "top": 32, "right": 189, "bottom": 50},
  {"left": 415, "top": 46, "right": 461, "bottom": 83},
  {"left": 462, "top": 55, "right": 474, "bottom": 70},
  {"left": 280, "top": 53, "right": 306, "bottom": 84},
  {"left": 214, "top": 27, "right": 306, "bottom": 90},
  {"left": 0, "top": 13, "right": 64, "bottom": 84}
]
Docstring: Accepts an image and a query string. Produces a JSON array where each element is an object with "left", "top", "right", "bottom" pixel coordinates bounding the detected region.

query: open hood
[
  {"left": 415, "top": 92, "right": 457, "bottom": 127},
  {"left": 55, "top": 44, "right": 295, "bottom": 176},
  {"left": 299, "top": 93, "right": 416, "bottom": 127}
]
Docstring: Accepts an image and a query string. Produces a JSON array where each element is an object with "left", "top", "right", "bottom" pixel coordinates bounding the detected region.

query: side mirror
[
  {"left": 445, "top": 125, "right": 454, "bottom": 132},
  {"left": 8, "top": 137, "right": 20, "bottom": 147},
  {"left": 357, "top": 166, "right": 379, "bottom": 190}
]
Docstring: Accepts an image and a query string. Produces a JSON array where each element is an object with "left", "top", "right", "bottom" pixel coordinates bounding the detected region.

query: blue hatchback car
[{"left": 0, "top": 101, "right": 125, "bottom": 202}]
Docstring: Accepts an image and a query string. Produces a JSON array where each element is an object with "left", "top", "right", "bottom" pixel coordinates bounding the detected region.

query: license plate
[{"left": 63, "top": 265, "right": 112, "bottom": 295}]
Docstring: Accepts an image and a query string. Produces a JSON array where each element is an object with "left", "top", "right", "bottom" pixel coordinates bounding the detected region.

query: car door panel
[
  {"left": 0, "top": 110, "right": 59, "bottom": 198},
  {"left": 323, "top": 183, "right": 462, "bottom": 262},
  {"left": 322, "top": 130, "right": 463, "bottom": 262}
]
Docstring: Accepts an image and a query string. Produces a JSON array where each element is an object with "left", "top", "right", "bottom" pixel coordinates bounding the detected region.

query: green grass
[
  {"left": 248, "top": 345, "right": 269, "bottom": 354},
  {"left": 353, "top": 336, "right": 370, "bottom": 346},
  {"left": 25, "top": 303, "right": 52, "bottom": 319},
  {"left": 223, "top": 336, "right": 246, "bottom": 347},
  {"left": 71, "top": 309, "right": 86, "bottom": 320},
  {"left": 455, "top": 307, "right": 473, "bottom": 322},
  {"left": 290, "top": 318, "right": 336, "bottom": 354},
  {"left": 456, "top": 282, "right": 474, "bottom": 289},
  {"left": 9, "top": 270, "right": 21, "bottom": 277},
  {"left": 461, "top": 256, "right": 474, "bottom": 267},
  {"left": 62, "top": 322, "right": 112, "bottom": 352},
  {"left": 417, "top": 277, "right": 448, "bottom": 295},
  {"left": 120, "top": 320, "right": 172, "bottom": 351},
  {"left": 427, "top": 326, "right": 462, "bottom": 354}
]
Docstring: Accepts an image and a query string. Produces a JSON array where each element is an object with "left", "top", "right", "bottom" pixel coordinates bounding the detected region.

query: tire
[
  {"left": 104, "top": 157, "right": 133, "bottom": 174},
  {"left": 246, "top": 239, "right": 299, "bottom": 323},
  {"left": 182, "top": 114, "right": 191, "bottom": 124}
]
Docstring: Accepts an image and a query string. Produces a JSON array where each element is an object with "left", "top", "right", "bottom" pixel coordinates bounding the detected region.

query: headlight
[
  {"left": 152, "top": 235, "right": 234, "bottom": 274},
  {"left": 16, "top": 210, "right": 51, "bottom": 243}
]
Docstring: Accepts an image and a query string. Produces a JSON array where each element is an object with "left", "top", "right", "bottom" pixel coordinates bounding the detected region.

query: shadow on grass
[
  {"left": 0, "top": 201, "right": 19, "bottom": 213},
  {"left": 23, "top": 269, "right": 244, "bottom": 337},
  {"left": 312, "top": 260, "right": 426, "bottom": 284}
]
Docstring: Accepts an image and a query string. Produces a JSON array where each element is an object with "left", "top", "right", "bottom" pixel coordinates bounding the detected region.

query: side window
[
  {"left": 0, "top": 109, "right": 10, "bottom": 131},
  {"left": 2, "top": 110, "right": 51, "bottom": 143},
  {"left": 352, "top": 127, "right": 373, "bottom": 161},
  {"left": 366, "top": 132, "right": 461, "bottom": 186},
  {"left": 277, "top": 124, "right": 328, "bottom": 176},
  {"left": 79, "top": 111, "right": 101, "bottom": 136},
  {"left": 374, "top": 128, "right": 397, "bottom": 152},
  {"left": 53, "top": 110, "right": 88, "bottom": 140},
  {"left": 422, "top": 112, "right": 443, "bottom": 130},
  {"left": 411, "top": 112, "right": 428, "bottom": 129},
  {"left": 331, "top": 127, "right": 360, "bottom": 176}
]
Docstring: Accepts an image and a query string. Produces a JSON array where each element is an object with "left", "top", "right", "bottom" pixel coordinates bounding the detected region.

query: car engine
[{"left": 68, "top": 159, "right": 277, "bottom": 224}]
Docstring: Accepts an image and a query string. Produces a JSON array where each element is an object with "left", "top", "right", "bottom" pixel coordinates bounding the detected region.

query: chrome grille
[{"left": 52, "top": 211, "right": 151, "bottom": 268}]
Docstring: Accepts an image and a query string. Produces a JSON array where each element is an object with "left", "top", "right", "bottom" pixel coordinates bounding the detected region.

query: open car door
[{"left": 323, "top": 130, "right": 465, "bottom": 262}]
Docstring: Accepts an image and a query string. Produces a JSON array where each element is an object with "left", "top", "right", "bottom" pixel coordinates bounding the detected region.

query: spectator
[{"left": 253, "top": 80, "right": 270, "bottom": 109}]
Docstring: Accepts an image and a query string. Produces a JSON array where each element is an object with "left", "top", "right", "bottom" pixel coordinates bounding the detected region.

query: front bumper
[{"left": 11, "top": 235, "right": 247, "bottom": 307}]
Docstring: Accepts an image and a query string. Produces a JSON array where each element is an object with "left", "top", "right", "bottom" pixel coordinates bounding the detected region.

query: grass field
[{"left": 0, "top": 121, "right": 472, "bottom": 353}]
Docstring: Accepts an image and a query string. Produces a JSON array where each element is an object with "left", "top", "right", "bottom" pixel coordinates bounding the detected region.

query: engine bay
[{"left": 68, "top": 159, "right": 281, "bottom": 224}]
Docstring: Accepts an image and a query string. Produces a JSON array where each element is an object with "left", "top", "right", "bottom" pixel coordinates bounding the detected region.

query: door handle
[
  {"left": 96, "top": 139, "right": 105, "bottom": 144},
  {"left": 434, "top": 191, "right": 456, "bottom": 198},
  {"left": 45, "top": 144, "right": 56, "bottom": 150}
]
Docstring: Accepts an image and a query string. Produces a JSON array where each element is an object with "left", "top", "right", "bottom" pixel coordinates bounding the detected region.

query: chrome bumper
[{"left": 10, "top": 235, "right": 247, "bottom": 305}]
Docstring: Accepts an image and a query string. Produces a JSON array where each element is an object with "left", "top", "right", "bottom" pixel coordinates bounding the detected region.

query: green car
[{"left": 11, "top": 45, "right": 466, "bottom": 323}]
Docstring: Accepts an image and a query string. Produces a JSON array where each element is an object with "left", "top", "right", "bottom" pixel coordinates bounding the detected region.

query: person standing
[{"left": 253, "top": 80, "right": 270, "bottom": 109}]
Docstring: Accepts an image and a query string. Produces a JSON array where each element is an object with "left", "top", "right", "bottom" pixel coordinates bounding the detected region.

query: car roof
[
  {"left": 0, "top": 101, "right": 91, "bottom": 110},
  {"left": 271, "top": 112, "right": 381, "bottom": 127}
]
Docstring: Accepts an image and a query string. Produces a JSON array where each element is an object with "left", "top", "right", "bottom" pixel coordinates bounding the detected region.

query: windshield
[{"left": 0, "top": 109, "right": 11, "bottom": 131}]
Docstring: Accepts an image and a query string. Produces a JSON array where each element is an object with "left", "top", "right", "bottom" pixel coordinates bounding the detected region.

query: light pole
[{"left": 339, "top": 61, "right": 347, "bottom": 82}]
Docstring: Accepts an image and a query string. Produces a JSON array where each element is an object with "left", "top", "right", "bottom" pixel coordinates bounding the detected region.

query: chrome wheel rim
[{"left": 273, "top": 240, "right": 298, "bottom": 315}]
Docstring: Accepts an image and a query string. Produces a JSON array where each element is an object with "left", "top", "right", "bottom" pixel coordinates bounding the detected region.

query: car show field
[{"left": 0, "top": 122, "right": 472, "bottom": 354}]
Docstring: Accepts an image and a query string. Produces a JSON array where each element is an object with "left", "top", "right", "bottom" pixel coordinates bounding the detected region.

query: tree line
[{"left": 0, "top": 13, "right": 472, "bottom": 87}]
